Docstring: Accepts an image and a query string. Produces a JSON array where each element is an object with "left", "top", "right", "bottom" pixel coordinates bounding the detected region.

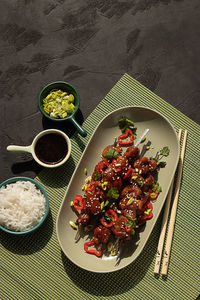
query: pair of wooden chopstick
[{"left": 154, "top": 128, "right": 188, "bottom": 276}]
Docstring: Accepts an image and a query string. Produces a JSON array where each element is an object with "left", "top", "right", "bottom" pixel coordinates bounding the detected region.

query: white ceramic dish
[{"left": 56, "top": 106, "right": 180, "bottom": 273}]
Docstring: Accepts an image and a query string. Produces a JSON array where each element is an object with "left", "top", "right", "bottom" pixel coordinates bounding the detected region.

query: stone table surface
[{"left": 0, "top": 0, "right": 200, "bottom": 183}]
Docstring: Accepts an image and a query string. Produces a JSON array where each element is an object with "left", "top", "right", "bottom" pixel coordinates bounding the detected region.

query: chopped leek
[
  {"left": 69, "top": 221, "right": 78, "bottom": 229},
  {"left": 42, "top": 89, "right": 75, "bottom": 119}
]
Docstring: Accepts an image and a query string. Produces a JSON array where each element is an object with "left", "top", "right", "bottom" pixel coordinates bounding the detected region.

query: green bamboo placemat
[{"left": 1, "top": 73, "right": 199, "bottom": 300}]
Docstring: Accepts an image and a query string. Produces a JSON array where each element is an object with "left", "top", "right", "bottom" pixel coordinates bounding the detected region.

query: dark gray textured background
[{"left": 0, "top": 0, "right": 200, "bottom": 183}]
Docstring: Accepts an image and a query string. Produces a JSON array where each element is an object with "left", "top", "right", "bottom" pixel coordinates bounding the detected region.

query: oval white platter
[{"left": 56, "top": 106, "right": 180, "bottom": 273}]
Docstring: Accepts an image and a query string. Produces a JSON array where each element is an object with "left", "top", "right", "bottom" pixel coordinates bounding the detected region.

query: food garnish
[
  {"left": 151, "top": 146, "right": 170, "bottom": 168},
  {"left": 118, "top": 117, "right": 137, "bottom": 137},
  {"left": 118, "top": 129, "right": 134, "bottom": 146},
  {"left": 84, "top": 240, "right": 103, "bottom": 257},
  {"left": 69, "top": 221, "right": 78, "bottom": 229},
  {"left": 141, "top": 202, "right": 153, "bottom": 221},
  {"left": 105, "top": 147, "right": 119, "bottom": 159},
  {"left": 100, "top": 209, "right": 118, "bottom": 228},
  {"left": 124, "top": 217, "right": 138, "bottom": 235},
  {"left": 42, "top": 89, "right": 75, "bottom": 119}
]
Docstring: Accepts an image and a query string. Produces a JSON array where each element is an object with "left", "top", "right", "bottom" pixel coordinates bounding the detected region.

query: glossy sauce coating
[{"left": 72, "top": 143, "right": 161, "bottom": 255}]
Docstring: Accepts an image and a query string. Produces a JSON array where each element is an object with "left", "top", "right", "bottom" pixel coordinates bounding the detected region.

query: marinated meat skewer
[{"left": 70, "top": 120, "right": 169, "bottom": 258}]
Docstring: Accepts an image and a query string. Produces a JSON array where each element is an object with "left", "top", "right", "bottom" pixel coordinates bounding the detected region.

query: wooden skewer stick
[
  {"left": 161, "top": 129, "right": 188, "bottom": 276},
  {"left": 135, "top": 128, "right": 150, "bottom": 147},
  {"left": 75, "top": 224, "right": 82, "bottom": 242},
  {"left": 154, "top": 129, "right": 182, "bottom": 274}
]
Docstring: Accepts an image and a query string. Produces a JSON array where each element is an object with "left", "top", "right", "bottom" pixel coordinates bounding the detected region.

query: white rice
[{"left": 0, "top": 180, "right": 46, "bottom": 232}]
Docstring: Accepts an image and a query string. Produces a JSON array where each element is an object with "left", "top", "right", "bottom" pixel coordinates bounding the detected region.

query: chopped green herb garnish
[
  {"left": 157, "top": 161, "right": 167, "bottom": 168},
  {"left": 144, "top": 192, "right": 149, "bottom": 197},
  {"left": 152, "top": 182, "right": 162, "bottom": 193},
  {"left": 107, "top": 187, "right": 119, "bottom": 200},
  {"left": 160, "top": 146, "right": 170, "bottom": 157},
  {"left": 103, "top": 214, "right": 112, "bottom": 222},
  {"left": 126, "top": 216, "right": 139, "bottom": 230},
  {"left": 105, "top": 147, "right": 119, "bottom": 160},
  {"left": 125, "top": 220, "right": 134, "bottom": 228},
  {"left": 94, "top": 170, "right": 102, "bottom": 181},
  {"left": 130, "top": 229, "right": 135, "bottom": 235},
  {"left": 42, "top": 89, "right": 75, "bottom": 119},
  {"left": 150, "top": 146, "right": 170, "bottom": 168},
  {"left": 101, "top": 188, "right": 119, "bottom": 211},
  {"left": 137, "top": 178, "right": 144, "bottom": 187},
  {"left": 118, "top": 117, "right": 137, "bottom": 135}
]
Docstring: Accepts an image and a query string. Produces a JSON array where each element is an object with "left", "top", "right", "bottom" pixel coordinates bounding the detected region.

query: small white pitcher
[{"left": 7, "top": 129, "right": 71, "bottom": 168}]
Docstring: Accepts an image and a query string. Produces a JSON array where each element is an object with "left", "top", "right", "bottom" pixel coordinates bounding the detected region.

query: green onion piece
[
  {"left": 82, "top": 185, "right": 87, "bottom": 191},
  {"left": 101, "top": 181, "right": 108, "bottom": 191},
  {"left": 104, "top": 200, "right": 109, "bottom": 207},
  {"left": 85, "top": 176, "right": 91, "bottom": 184},
  {"left": 42, "top": 89, "right": 75, "bottom": 119},
  {"left": 144, "top": 208, "right": 151, "bottom": 215},
  {"left": 69, "top": 221, "right": 77, "bottom": 229},
  {"left": 127, "top": 198, "right": 134, "bottom": 205},
  {"left": 101, "top": 202, "right": 104, "bottom": 210},
  {"left": 130, "top": 229, "right": 135, "bottom": 235}
]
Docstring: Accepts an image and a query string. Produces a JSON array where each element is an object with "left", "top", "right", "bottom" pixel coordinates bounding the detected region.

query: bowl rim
[
  {"left": 38, "top": 81, "right": 80, "bottom": 122},
  {"left": 0, "top": 177, "right": 49, "bottom": 235}
]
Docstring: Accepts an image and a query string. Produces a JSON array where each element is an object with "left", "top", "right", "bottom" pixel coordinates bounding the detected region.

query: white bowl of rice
[{"left": 0, "top": 177, "right": 49, "bottom": 235}]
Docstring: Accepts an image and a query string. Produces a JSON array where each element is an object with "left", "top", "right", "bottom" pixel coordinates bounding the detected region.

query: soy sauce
[{"left": 35, "top": 133, "right": 68, "bottom": 164}]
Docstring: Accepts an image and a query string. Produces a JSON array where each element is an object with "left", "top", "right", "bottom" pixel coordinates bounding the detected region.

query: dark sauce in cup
[{"left": 35, "top": 133, "right": 68, "bottom": 164}]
